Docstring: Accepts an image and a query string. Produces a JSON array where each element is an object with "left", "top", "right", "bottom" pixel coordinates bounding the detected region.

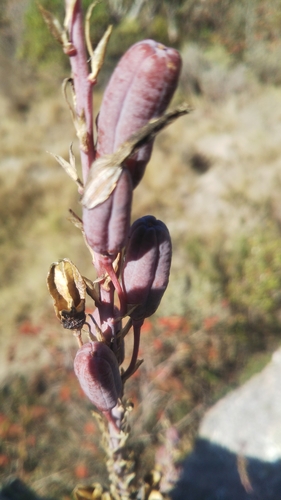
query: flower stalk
[{"left": 44, "top": 1, "right": 188, "bottom": 498}]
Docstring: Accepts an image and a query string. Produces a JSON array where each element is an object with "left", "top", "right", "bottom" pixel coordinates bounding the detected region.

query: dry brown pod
[{"left": 47, "top": 258, "right": 86, "bottom": 330}]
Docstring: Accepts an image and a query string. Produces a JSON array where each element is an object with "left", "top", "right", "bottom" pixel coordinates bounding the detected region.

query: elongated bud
[
  {"left": 96, "top": 39, "right": 182, "bottom": 187},
  {"left": 122, "top": 215, "right": 172, "bottom": 322},
  {"left": 83, "top": 168, "right": 132, "bottom": 257},
  {"left": 74, "top": 342, "right": 122, "bottom": 412},
  {"left": 47, "top": 259, "right": 86, "bottom": 330}
]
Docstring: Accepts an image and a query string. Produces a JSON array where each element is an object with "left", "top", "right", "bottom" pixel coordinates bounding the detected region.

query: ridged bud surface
[
  {"left": 96, "top": 39, "right": 182, "bottom": 187},
  {"left": 83, "top": 168, "right": 132, "bottom": 256},
  {"left": 74, "top": 342, "right": 122, "bottom": 411},
  {"left": 122, "top": 215, "right": 172, "bottom": 321}
]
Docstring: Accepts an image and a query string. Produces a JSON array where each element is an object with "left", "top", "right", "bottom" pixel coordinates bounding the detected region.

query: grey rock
[
  {"left": 0, "top": 478, "right": 51, "bottom": 500},
  {"left": 171, "top": 439, "right": 281, "bottom": 500},
  {"left": 199, "top": 348, "right": 281, "bottom": 461},
  {"left": 171, "top": 348, "right": 281, "bottom": 500}
]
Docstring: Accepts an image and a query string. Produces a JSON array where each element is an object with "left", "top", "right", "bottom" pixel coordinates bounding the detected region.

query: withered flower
[
  {"left": 47, "top": 258, "right": 86, "bottom": 330},
  {"left": 74, "top": 341, "right": 122, "bottom": 412}
]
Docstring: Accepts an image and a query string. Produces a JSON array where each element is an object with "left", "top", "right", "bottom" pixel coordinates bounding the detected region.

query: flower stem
[{"left": 64, "top": 0, "right": 95, "bottom": 181}]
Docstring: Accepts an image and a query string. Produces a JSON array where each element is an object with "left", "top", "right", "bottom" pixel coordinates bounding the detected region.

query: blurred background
[{"left": 1, "top": 0, "right": 281, "bottom": 498}]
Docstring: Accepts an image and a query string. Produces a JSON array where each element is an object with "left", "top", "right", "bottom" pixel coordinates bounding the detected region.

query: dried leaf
[
  {"left": 48, "top": 144, "right": 83, "bottom": 189},
  {"left": 82, "top": 103, "right": 191, "bottom": 209},
  {"left": 83, "top": 276, "right": 100, "bottom": 303},
  {"left": 237, "top": 455, "right": 254, "bottom": 494},
  {"left": 148, "top": 490, "right": 164, "bottom": 500},
  {"left": 63, "top": 0, "right": 78, "bottom": 30},
  {"left": 38, "top": 4, "right": 64, "bottom": 45},
  {"left": 74, "top": 482, "right": 105, "bottom": 499},
  {"left": 38, "top": 3, "right": 75, "bottom": 53},
  {"left": 68, "top": 209, "right": 83, "bottom": 230},
  {"left": 62, "top": 79, "right": 89, "bottom": 152},
  {"left": 82, "top": 156, "right": 123, "bottom": 209},
  {"left": 87, "top": 20, "right": 113, "bottom": 82},
  {"left": 119, "top": 102, "right": 191, "bottom": 160},
  {"left": 101, "top": 493, "right": 112, "bottom": 500},
  {"left": 85, "top": 1, "right": 99, "bottom": 59},
  {"left": 76, "top": 108, "right": 90, "bottom": 153},
  {"left": 68, "top": 209, "right": 96, "bottom": 261},
  {"left": 62, "top": 77, "right": 77, "bottom": 122},
  {"left": 47, "top": 259, "right": 86, "bottom": 330}
]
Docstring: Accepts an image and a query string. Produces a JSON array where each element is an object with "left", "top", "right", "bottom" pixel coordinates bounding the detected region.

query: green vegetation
[
  {"left": 16, "top": 0, "right": 281, "bottom": 85},
  {"left": 180, "top": 221, "right": 281, "bottom": 325},
  {"left": 225, "top": 223, "right": 281, "bottom": 320}
]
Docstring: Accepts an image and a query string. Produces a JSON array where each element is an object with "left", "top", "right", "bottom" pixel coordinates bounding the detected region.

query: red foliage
[
  {"left": 203, "top": 315, "right": 219, "bottom": 331},
  {"left": 29, "top": 406, "right": 48, "bottom": 419},
  {"left": 26, "top": 434, "right": 36, "bottom": 446},
  {"left": 59, "top": 385, "right": 71, "bottom": 402},
  {"left": 0, "top": 415, "right": 10, "bottom": 438},
  {"left": 74, "top": 464, "right": 89, "bottom": 479},
  {"left": 141, "top": 319, "right": 153, "bottom": 334},
  {"left": 83, "top": 421, "right": 97, "bottom": 435},
  {"left": 6, "top": 423, "right": 24, "bottom": 439},
  {"left": 207, "top": 344, "right": 219, "bottom": 363},
  {"left": 157, "top": 316, "right": 189, "bottom": 332},
  {"left": 19, "top": 321, "right": 41, "bottom": 336},
  {"left": 80, "top": 442, "right": 98, "bottom": 454},
  {"left": 0, "top": 454, "right": 9, "bottom": 468},
  {"left": 153, "top": 338, "right": 164, "bottom": 351}
]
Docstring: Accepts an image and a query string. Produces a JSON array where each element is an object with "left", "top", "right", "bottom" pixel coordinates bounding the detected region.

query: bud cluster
[
  {"left": 42, "top": 2, "right": 190, "bottom": 496},
  {"left": 47, "top": 38, "right": 183, "bottom": 431}
]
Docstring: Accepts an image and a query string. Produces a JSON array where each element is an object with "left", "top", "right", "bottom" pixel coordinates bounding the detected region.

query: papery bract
[
  {"left": 96, "top": 39, "right": 182, "bottom": 187},
  {"left": 74, "top": 341, "right": 122, "bottom": 412},
  {"left": 122, "top": 215, "right": 172, "bottom": 322}
]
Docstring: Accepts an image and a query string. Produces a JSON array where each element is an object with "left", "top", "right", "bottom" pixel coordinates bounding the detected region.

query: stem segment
[{"left": 65, "top": 0, "right": 95, "bottom": 181}]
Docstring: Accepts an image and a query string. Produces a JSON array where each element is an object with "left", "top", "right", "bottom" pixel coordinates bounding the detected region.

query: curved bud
[
  {"left": 47, "top": 259, "right": 86, "bottom": 330},
  {"left": 74, "top": 341, "right": 122, "bottom": 412},
  {"left": 122, "top": 215, "right": 172, "bottom": 321},
  {"left": 96, "top": 39, "right": 182, "bottom": 187},
  {"left": 83, "top": 168, "right": 132, "bottom": 257}
]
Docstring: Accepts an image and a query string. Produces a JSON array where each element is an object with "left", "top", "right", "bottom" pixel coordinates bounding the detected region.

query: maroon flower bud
[
  {"left": 74, "top": 341, "right": 122, "bottom": 412},
  {"left": 122, "top": 215, "right": 172, "bottom": 322},
  {"left": 83, "top": 168, "right": 132, "bottom": 258},
  {"left": 96, "top": 39, "right": 182, "bottom": 187}
]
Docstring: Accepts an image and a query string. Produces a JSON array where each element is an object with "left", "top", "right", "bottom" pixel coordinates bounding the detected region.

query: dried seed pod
[
  {"left": 47, "top": 259, "right": 86, "bottom": 330},
  {"left": 122, "top": 215, "right": 172, "bottom": 322},
  {"left": 83, "top": 167, "right": 132, "bottom": 257},
  {"left": 74, "top": 341, "right": 122, "bottom": 411},
  {"left": 96, "top": 39, "right": 182, "bottom": 187}
]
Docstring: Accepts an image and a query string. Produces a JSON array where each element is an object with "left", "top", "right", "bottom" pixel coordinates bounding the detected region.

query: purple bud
[
  {"left": 122, "top": 215, "right": 172, "bottom": 321},
  {"left": 96, "top": 39, "right": 182, "bottom": 187},
  {"left": 74, "top": 341, "right": 122, "bottom": 412},
  {"left": 83, "top": 168, "right": 132, "bottom": 258}
]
